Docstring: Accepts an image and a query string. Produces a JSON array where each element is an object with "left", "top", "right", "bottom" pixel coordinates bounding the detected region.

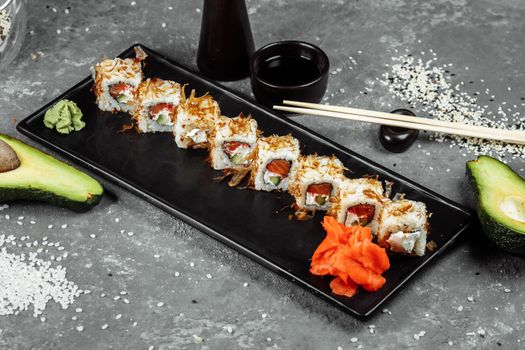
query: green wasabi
[{"left": 43, "top": 99, "right": 85, "bottom": 134}]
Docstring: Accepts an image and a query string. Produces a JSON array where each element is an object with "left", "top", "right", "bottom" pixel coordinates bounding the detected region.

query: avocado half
[
  {"left": 467, "top": 155, "right": 525, "bottom": 254},
  {"left": 0, "top": 134, "right": 103, "bottom": 211}
]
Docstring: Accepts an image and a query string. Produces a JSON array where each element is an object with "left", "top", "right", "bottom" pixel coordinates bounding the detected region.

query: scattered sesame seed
[
  {"left": 101, "top": 324, "right": 109, "bottom": 330},
  {"left": 115, "top": 314, "right": 122, "bottom": 320},
  {"left": 350, "top": 337, "right": 358, "bottom": 343},
  {"left": 72, "top": 316, "right": 78, "bottom": 321},
  {"left": 243, "top": 282, "right": 249, "bottom": 287},
  {"left": 76, "top": 325, "right": 84, "bottom": 332},
  {"left": 174, "top": 271, "right": 180, "bottom": 277},
  {"left": 123, "top": 298, "right": 130, "bottom": 304},
  {"left": 90, "top": 234, "right": 96, "bottom": 239},
  {"left": 467, "top": 296, "right": 474, "bottom": 302},
  {"left": 127, "top": 231, "right": 134, "bottom": 236},
  {"left": 206, "top": 274, "right": 212, "bottom": 279},
  {"left": 457, "top": 305, "right": 464, "bottom": 312},
  {"left": 193, "top": 335, "right": 203, "bottom": 343},
  {"left": 115, "top": 218, "right": 120, "bottom": 223},
  {"left": 504, "top": 288, "right": 511, "bottom": 293},
  {"left": 153, "top": 254, "right": 160, "bottom": 258},
  {"left": 75, "top": 308, "right": 82, "bottom": 313},
  {"left": 189, "top": 262, "right": 195, "bottom": 267},
  {"left": 130, "top": 1, "right": 136, "bottom": 6},
  {"left": 157, "top": 302, "right": 164, "bottom": 307},
  {"left": 120, "top": 291, "right": 127, "bottom": 295},
  {"left": 61, "top": 224, "right": 67, "bottom": 229},
  {"left": 161, "top": 22, "right": 166, "bottom": 28}
]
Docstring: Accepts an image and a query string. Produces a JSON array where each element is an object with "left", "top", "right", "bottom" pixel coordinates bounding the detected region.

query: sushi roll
[
  {"left": 209, "top": 114, "right": 259, "bottom": 170},
  {"left": 133, "top": 78, "right": 182, "bottom": 133},
  {"left": 329, "top": 177, "right": 386, "bottom": 234},
  {"left": 174, "top": 90, "right": 220, "bottom": 149},
  {"left": 288, "top": 155, "right": 345, "bottom": 211},
  {"left": 92, "top": 46, "right": 147, "bottom": 114},
  {"left": 248, "top": 134, "right": 300, "bottom": 192},
  {"left": 376, "top": 199, "right": 429, "bottom": 256}
]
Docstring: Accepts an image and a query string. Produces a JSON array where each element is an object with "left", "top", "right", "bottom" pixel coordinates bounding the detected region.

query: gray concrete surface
[{"left": 1, "top": 0, "right": 524, "bottom": 349}]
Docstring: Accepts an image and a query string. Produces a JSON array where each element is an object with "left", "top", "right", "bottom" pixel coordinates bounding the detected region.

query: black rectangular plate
[{"left": 17, "top": 44, "right": 472, "bottom": 318}]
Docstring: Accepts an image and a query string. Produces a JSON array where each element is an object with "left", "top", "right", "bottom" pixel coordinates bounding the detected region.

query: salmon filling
[
  {"left": 346, "top": 204, "right": 376, "bottom": 227},
  {"left": 109, "top": 83, "right": 134, "bottom": 103},
  {"left": 223, "top": 141, "right": 252, "bottom": 166},
  {"left": 149, "top": 103, "right": 174, "bottom": 126},
  {"left": 306, "top": 183, "right": 333, "bottom": 206},
  {"left": 264, "top": 159, "right": 291, "bottom": 186}
]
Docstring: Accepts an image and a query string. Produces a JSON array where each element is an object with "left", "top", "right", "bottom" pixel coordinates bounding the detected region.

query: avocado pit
[{"left": 0, "top": 139, "right": 20, "bottom": 173}]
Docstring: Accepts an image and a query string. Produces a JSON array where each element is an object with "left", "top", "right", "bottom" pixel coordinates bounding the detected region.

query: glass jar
[{"left": 0, "top": 0, "right": 26, "bottom": 71}]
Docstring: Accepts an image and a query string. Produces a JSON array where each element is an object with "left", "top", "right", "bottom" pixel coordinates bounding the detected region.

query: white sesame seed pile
[
  {"left": 381, "top": 51, "right": 525, "bottom": 160},
  {"left": 0, "top": 10, "right": 11, "bottom": 44},
  {"left": 0, "top": 234, "right": 82, "bottom": 317}
]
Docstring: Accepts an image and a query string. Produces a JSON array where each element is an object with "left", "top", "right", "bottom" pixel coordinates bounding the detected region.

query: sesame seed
[
  {"left": 206, "top": 274, "right": 212, "bottom": 279},
  {"left": 157, "top": 302, "right": 164, "bottom": 307},
  {"left": 115, "top": 314, "right": 122, "bottom": 320},
  {"left": 243, "top": 282, "right": 248, "bottom": 287},
  {"left": 174, "top": 271, "right": 180, "bottom": 277},
  {"left": 76, "top": 325, "right": 84, "bottom": 332},
  {"left": 101, "top": 324, "right": 109, "bottom": 330}
]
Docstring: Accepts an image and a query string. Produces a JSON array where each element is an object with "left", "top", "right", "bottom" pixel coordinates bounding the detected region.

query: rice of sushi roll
[
  {"left": 91, "top": 46, "right": 147, "bottom": 114},
  {"left": 329, "top": 177, "right": 386, "bottom": 234},
  {"left": 132, "top": 78, "right": 182, "bottom": 133},
  {"left": 209, "top": 114, "right": 259, "bottom": 170},
  {"left": 376, "top": 199, "right": 429, "bottom": 256},
  {"left": 248, "top": 134, "right": 300, "bottom": 192},
  {"left": 288, "top": 154, "right": 345, "bottom": 211},
  {"left": 174, "top": 90, "right": 220, "bottom": 149}
]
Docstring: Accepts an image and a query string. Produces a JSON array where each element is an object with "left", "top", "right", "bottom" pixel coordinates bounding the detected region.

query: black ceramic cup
[{"left": 250, "top": 41, "right": 330, "bottom": 109}]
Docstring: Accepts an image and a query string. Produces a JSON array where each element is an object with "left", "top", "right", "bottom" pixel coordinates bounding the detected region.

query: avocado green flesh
[
  {"left": 467, "top": 155, "right": 525, "bottom": 253},
  {"left": 230, "top": 154, "right": 244, "bottom": 165},
  {"left": 0, "top": 134, "right": 103, "bottom": 211},
  {"left": 269, "top": 176, "right": 281, "bottom": 186}
]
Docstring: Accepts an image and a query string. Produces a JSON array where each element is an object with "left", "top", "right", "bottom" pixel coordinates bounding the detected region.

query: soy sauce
[{"left": 258, "top": 56, "right": 321, "bottom": 86}]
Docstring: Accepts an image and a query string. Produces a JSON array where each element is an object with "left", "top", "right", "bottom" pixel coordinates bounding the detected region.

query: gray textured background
[{"left": 0, "top": 0, "right": 524, "bottom": 349}]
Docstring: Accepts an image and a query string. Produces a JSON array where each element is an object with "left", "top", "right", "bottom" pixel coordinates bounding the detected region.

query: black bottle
[{"left": 197, "top": 0, "right": 255, "bottom": 81}]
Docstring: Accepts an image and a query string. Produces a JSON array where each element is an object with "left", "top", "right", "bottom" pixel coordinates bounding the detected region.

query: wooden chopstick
[
  {"left": 273, "top": 104, "right": 525, "bottom": 145},
  {"left": 282, "top": 100, "right": 524, "bottom": 138}
]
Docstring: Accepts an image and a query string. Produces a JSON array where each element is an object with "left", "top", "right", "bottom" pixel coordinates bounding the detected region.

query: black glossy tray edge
[{"left": 16, "top": 43, "right": 474, "bottom": 319}]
